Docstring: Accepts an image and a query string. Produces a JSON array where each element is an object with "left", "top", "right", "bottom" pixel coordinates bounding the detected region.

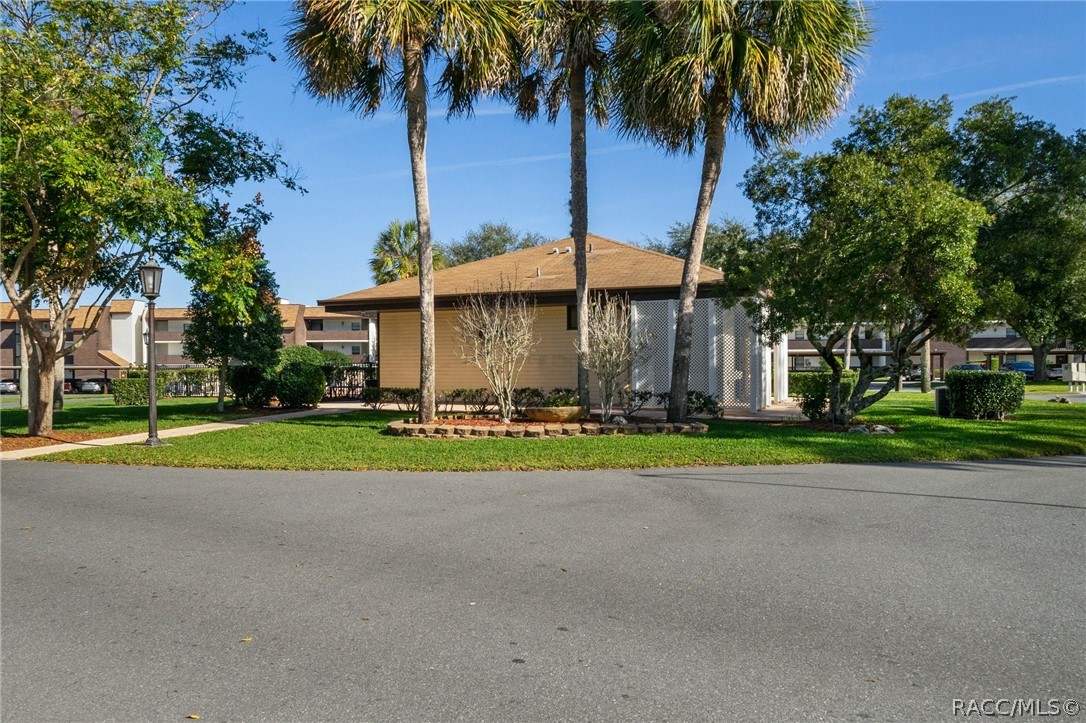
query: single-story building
[{"left": 319, "top": 234, "right": 788, "bottom": 412}]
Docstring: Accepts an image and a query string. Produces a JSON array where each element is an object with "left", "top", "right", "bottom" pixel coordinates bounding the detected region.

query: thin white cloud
[
  {"left": 354, "top": 144, "right": 641, "bottom": 182},
  {"left": 949, "top": 74, "right": 1085, "bottom": 101}
]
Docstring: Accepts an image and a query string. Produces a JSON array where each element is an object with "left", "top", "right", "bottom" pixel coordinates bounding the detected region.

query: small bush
[
  {"left": 545, "top": 388, "right": 580, "bottom": 406},
  {"left": 278, "top": 345, "right": 325, "bottom": 369},
  {"left": 320, "top": 349, "right": 353, "bottom": 367},
  {"left": 382, "top": 387, "right": 420, "bottom": 414},
  {"left": 111, "top": 378, "right": 165, "bottom": 406},
  {"left": 619, "top": 387, "right": 654, "bottom": 417},
  {"left": 461, "top": 387, "right": 496, "bottom": 414},
  {"left": 229, "top": 365, "right": 276, "bottom": 409},
  {"left": 276, "top": 362, "right": 326, "bottom": 408},
  {"left": 788, "top": 371, "right": 859, "bottom": 421},
  {"left": 945, "top": 370, "right": 1025, "bottom": 420},
  {"left": 653, "top": 390, "right": 721, "bottom": 417},
  {"left": 359, "top": 385, "right": 383, "bottom": 409},
  {"left": 512, "top": 387, "right": 546, "bottom": 415}
]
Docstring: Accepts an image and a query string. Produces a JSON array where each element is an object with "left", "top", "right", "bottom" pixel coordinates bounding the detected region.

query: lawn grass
[
  {"left": 0, "top": 396, "right": 263, "bottom": 437},
  {"left": 36, "top": 393, "right": 1086, "bottom": 470}
]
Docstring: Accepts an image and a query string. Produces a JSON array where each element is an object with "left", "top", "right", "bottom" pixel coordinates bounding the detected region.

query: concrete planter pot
[{"left": 524, "top": 406, "right": 585, "bottom": 423}]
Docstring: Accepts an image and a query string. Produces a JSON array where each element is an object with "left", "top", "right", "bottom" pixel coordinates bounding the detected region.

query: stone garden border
[{"left": 386, "top": 419, "right": 710, "bottom": 439}]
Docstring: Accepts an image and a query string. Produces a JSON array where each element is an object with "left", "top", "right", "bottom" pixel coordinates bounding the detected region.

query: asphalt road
[{"left": 3, "top": 458, "right": 1084, "bottom": 722}]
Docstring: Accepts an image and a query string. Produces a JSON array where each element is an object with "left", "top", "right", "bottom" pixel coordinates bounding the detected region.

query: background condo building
[{"left": 0, "top": 300, "right": 376, "bottom": 386}]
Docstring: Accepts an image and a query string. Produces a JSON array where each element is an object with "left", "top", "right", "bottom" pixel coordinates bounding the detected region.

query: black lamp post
[{"left": 139, "top": 259, "right": 165, "bottom": 446}]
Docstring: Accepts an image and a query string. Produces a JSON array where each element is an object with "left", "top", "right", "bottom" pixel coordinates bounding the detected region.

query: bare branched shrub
[
  {"left": 579, "top": 294, "right": 648, "bottom": 422},
  {"left": 454, "top": 287, "right": 538, "bottom": 421}
]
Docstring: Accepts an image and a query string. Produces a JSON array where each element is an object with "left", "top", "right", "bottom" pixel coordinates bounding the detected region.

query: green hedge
[
  {"left": 112, "top": 378, "right": 165, "bottom": 406},
  {"left": 944, "top": 370, "right": 1025, "bottom": 420},
  {"left": 276, "top": 361, "right": 326, "bottom": 408},
  {"left": 229, "top": 365, "right": 276, "bottom": 409},
  {"left": 788, "top": 371, "right": 859, "bottom": 421}
]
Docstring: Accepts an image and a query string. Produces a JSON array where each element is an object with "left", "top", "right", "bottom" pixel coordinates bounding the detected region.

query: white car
[
  {"left": 0, "top": 380, "right": 18, "bottom": 394},
  {"left": 80, "top": 379, "right": 105, "bottom": 393}
]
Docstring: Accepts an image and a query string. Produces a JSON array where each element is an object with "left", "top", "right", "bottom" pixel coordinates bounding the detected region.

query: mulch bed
[
  {"left": 428, "top": 414, "right": 657, "bottom": 427},
  {"left": 1, "top": 431, "right": 109, "bottom": 451}
]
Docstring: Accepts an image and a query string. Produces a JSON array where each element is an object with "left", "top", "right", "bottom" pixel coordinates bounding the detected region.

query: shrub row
[
  {"left": 788, "top": 371, "right": 859, "bottom": 421},
  {"left": 229, "top": 362, "right": 326, "bottom": 409},
  {"left": 111, "top": 378, "right": 166, "bottom": 406},
  {"left": 944, "top": 370, "right": 1025, "bottom": 420},
  {"left": 360, "top": 386, "right": 725, "bottom": 418}
]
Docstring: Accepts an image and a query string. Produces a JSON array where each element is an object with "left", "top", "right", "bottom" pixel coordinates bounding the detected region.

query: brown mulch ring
[{"left": 0, "top": 431, "right": 112, "bottom": 451}]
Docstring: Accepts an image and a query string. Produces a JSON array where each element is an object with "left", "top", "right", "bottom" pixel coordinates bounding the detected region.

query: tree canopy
[
  {"left": 440, "top": 222, "right": 546, "bottom": 266},
  {"left": 743, "top": 95, "right": 989, "bottom": 424},
  {"left": 952, "top": 98, "right": 1086, "bottom": 371},
  {"left": 0, "top": 0, "right": 296, "bottom": 434}
]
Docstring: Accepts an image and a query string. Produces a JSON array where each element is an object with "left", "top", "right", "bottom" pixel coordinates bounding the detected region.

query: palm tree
[
  {"left": 505, "top": 0, "right": 611, "bottom": 408},
  {"left": 369, "top": 219, "right": 447, "bottom": 283},
  {"left": 287, "top": 0, "right": 517, "bottom": 422},
  {"left": 611, "top": 0, "right": 870, "bottom": 422}
]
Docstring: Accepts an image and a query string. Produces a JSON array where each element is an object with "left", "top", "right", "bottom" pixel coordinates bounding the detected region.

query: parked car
[
  {"left": 1048, "top": 364, "right": 1065, "bottom": 381},
  {"left": 0, "top": 379, "right": 18, "bottom": 394},
  {"left": 999, "top": 361, "right": 1035, "bottom": 378},
  {"left": 950, "top": 363, "right": 985, "bottom": 372},
  {"left": 80, "top": 378, "right": 110, "bottom": 394},
  {"left": 64, "top": 378, "right": 83, "bottom": 394},
  {"left": 906, "top": 364, "right": 934, "bottom": 381}
]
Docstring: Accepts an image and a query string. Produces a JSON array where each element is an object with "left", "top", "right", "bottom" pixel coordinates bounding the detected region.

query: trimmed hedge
[
  {"left": 788, "top": 371, "right": 859, "bottom": 421},
  {"left": 277, "top": 361, "right": 326, "bottom": 408},
  {"left": 112, "top": 378, "right": 165, "bottom": 406},
  {"left": 945, "top": 370, "right": 1025, "bottom": 420},
  {"left": 279, "top": 345, "right": 324, "bottom": 369}
]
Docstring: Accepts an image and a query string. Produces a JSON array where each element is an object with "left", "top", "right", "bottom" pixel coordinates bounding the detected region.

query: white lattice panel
[{"left": 631, "top": 299, "right": 753, "bottom": 408}]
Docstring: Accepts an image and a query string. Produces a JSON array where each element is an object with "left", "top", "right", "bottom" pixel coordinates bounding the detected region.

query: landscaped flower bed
[{"left": 386, "top": 416, "right": 709, "bottom": 439}]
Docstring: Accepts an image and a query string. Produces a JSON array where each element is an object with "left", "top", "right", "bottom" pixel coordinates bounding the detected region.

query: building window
[
  {"left": 155, "top": 320, "right": 168, "bottom": 332},
  {"left": 792, "top": 329, "right": 805, "bottom": 340},
  {"left": 566, "top": 305, "right": 577, "bottom": 331},
  {"left": 306, "top": 320, "right": 324, "bottom": 331},
  {"left": 351, "top": 321, "right": 361, "bottom": 331},
  {"left": 351, "top": 345, "right": 362, "bottom": 356},
  {"left": 1005, "top": 327, "right": 1018, "bottom": 338}
]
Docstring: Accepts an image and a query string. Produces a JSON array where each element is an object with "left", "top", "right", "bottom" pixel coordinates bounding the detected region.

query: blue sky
[{"left": 144, "top": 2, "right": 1086, "bottom": 307}]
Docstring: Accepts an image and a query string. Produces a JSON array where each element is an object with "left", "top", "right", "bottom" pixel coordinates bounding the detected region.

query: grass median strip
[{"left": 30, "top": 394, "right": 1086, "bottom": 471}]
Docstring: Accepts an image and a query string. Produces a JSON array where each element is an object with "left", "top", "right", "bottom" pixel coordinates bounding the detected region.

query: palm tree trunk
[
  {"left": 570, "top": 59, "right": 590, "bottom": 409},
  {"left": 667, "top": 111, "right": 726, "bottom": 423},
  {"left": 404, "top": 39, "right": 436, "bottom": 423}
]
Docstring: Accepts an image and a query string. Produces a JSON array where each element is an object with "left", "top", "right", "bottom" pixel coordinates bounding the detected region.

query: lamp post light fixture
[{"left": 139, "top": 259, "right": 165, "bottom": 446}]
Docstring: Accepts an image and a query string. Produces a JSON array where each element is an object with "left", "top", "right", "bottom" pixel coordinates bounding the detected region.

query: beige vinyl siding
[{"left": 379, "top": 306, "right": 627, "bottom": 402}]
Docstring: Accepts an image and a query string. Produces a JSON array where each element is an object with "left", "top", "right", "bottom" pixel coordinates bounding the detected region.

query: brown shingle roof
[
  {"left": 110, "top": 299, "right": 136, "bottom": 313},
  {"left": 303, "top": 306, "right": 372, "bottom": 320},
  {"left": 154, "top": 307, "right": 192, "bottom": 320},
  {"left": 97, "top": 350, "right": 129, "bottom": 367},
  {"left": 319, "top": 234, "right": 724, "bottom": 310},
  {"left": 0, "top": 303, "right": 49, "bottom": 322}
]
